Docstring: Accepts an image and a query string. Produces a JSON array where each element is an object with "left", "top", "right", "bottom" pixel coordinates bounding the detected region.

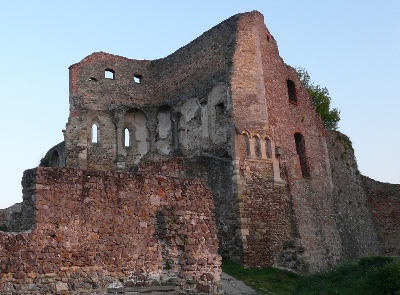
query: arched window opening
[
  {"left": 265, "top": 138, "right": 272, "bottom": 158},
  {"left": 294, "top": 133, "right": 311, "bottom": 178},
  {"left": 105, "top": 69, "right": 115, "bottom": 79},
  {"left": 287, "top": 80, "right": 297, "bottom": 104},
  {"left": 124, "top": 128, "right": 130, "bottom": 147},
  {"left": 50, "top": 151, "right": 59, "bottom": 168},
  {"left": 92, "top": 123, "right": 99, "bottom": 143}
]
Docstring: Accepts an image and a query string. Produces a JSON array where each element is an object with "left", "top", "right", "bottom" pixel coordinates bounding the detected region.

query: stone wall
[
  {"left": 362, "top": 176, "right": 400, "bottom": 256},
  {"left": 229, "top": 11, "right": 342, "bottom": 272},
  {"left": 0, "top": 167, "right": 221, "bottom": 294},
  {"left": 0, "top": 203, "right": 22, "bottom": 233},
  {"left": 65, "top": 14, "right": 240, "bottom": 171},
  {"left": 0, "top": 170, "right": 36, "bottom": 233},
  {"left": 326, "top": 130, "right": 381, "bottom": 259},
  {"left": 138, "top": 157, "right": 240, "bottom": 268},
  {"left": 42, "top": 142, "right": 66, "bottom": 168},
  {"left": 35, "top": 10, "right": 400, "bottom": 278}
]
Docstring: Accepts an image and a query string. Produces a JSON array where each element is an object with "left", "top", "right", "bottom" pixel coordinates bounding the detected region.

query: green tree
[{"left": 296, "top": 67, "right": 340, "bottom": 130}]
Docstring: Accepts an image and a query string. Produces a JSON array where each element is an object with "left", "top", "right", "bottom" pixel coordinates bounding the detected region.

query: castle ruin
[{"left": 1, "top": 11, "right": 399, "bottom": 295}]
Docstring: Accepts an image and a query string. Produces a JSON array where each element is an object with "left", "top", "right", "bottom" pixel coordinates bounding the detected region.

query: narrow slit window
[
  {"left": 105, "top": 69, "right": 115, "bottom": 79},
  {"left": 265, "top": 138, "right": 272, "bottom": 158},
  {"left": 245, "top": 135, "right": 251, "bottom": 156},
  {"left": 254, "top": 137, "right": 261, "bottom": 158},
  {"left": 287, "top": 80, "right": 297, "bottom": 103},
  {"left": 294, "top": 133, "right": 311, "bottom": 178},
  {"left": 50, "top": 151, "right": 59, "bottom": 168},
  {"left": 216, "top": 102, "right": 224, "bottom": 117},
  {"left": 92, "top": 124, "right": 99, "bottom": 143},
  {"left": 134, "top": 74, "right": 142, "bottom": 84},
  {"left": 124, "top": 128, "right": 130, "bottom": 147}
]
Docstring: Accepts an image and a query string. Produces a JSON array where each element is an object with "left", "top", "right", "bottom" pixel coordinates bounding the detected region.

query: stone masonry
[
  {"left": 0, "top": 167, "right": 221, "bottom": 294},
  {"left": 1, "top": 10, "right": 399, "bottom": 294}
]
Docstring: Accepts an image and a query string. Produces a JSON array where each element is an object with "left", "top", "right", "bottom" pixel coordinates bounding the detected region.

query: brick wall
[
  {"left": 229, "top": 11, "right": 342, "bottom": 272},
  {"left": 65, "top": 13, "right": 239, "bottom": 171},
  {"left": 0, "top": 167, "right": 221, "bottom": 294}
]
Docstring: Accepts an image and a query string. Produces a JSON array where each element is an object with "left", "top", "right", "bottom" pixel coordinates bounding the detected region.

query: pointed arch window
[
  {"left": 92, "top": 123, "right": 99, "bottom": 143},
  {"left": 124, "top": 127, "right": 130, "bottom": 147}
]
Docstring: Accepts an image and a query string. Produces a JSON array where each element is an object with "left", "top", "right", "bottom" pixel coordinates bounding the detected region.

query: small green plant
[{"left": 0, "top": 224, "right": 7, "bottom": 232}]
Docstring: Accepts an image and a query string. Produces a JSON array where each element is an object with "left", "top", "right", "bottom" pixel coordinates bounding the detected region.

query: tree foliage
[{"left": 296, "top": 67, "right": 340, "bottom": 130}]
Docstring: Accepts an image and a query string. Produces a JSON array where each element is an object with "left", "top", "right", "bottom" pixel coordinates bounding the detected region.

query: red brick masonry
[{"left": 0, "top": 167, "right": 221, "bottom": 294}]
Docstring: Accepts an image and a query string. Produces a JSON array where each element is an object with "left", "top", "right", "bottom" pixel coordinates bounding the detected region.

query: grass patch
[
  {"left": 221, "top": 258, "right": 299, "bottom": 295},
  {"left": 222, "top": 256, "right": 400, "bottom": 295}
]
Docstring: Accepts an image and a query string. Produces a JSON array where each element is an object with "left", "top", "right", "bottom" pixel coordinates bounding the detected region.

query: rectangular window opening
[
  {"left": 134, "top": 75, "right": 142, "bottom": 84},
  {"left": 215, "top": 102, "right": 224, "bottom": 117}
]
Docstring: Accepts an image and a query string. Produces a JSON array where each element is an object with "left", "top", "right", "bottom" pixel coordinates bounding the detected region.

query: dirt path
[{"left": 221, "top": 272, "right": 257, "bottom": 295}]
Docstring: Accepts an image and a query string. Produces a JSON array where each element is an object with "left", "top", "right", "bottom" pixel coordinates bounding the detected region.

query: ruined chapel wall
[
  {"left": 147, "top": 15, "right": 241, "bottom": 159},
  {"left": 66, "top": 53, "right": 153, "bottom": 170},
  {"left": 362, "top": 176, "right": 400, "bottom": 256},
  {"left": 0, "top": 167, "right": 221, "bottom": 294},
  {"left": 65, "top": 15, "right": 241, "bottom": 170},
  {"left": 326, "top": 130, "right": 381, "bottom": 259}
]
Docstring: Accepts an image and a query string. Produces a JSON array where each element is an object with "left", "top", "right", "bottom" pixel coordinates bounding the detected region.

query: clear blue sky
[{"left": 1, "top": 1, "right": 399, "bottom": 208}]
